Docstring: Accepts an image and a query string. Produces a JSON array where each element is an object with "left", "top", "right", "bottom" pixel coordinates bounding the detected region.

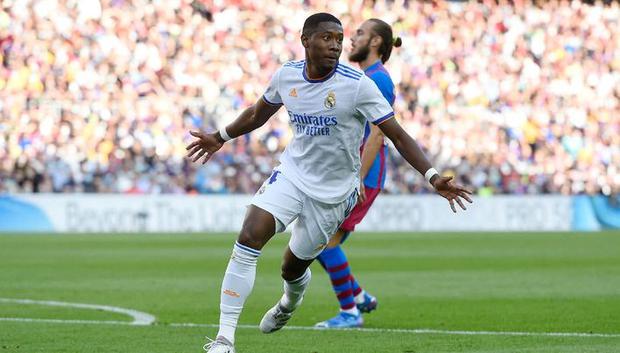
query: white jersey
[{"left": 262, "top": 60, "right": 394, "bottom": 204}]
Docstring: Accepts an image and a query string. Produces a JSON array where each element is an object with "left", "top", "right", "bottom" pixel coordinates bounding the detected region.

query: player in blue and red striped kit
[{"left": 315, "top": 19, "right": 403, "bottom": 329}]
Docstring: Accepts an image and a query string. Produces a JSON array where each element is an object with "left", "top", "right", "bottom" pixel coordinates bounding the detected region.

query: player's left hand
[
  {"left": 431, "top": 176, "right": 473, "bottom": 213},
  {"left": 185, "top": 130, "right": 224, "bottom": 164}
]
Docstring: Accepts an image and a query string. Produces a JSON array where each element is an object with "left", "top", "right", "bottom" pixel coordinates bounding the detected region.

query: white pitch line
[
  {"left": 1, "top": 317, "right": 618, "bottom": 339},
  {"left": 0, "top": 298, "right": 155, "bottom": 325},
  {"left": 168, "top": 322, "right": 620, "bottom": 338},
  {"left": 0, "top": 317, "right": 134, "bottom": 326}
]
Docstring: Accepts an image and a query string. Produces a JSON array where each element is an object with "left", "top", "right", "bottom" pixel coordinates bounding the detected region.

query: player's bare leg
[
  {"left": 259, "top": 247, "right": 313, "bottom": 333},
  {"left": 327, "top": 229, "right": 346, "bottom": 247},
  {"left": 206, "top": 206, "right": 276, "bottom": 352}
]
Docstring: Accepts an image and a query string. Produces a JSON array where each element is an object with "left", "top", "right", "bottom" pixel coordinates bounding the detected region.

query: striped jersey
[{"left": 262, "top": 60, "right": 394, "bottom": 204}]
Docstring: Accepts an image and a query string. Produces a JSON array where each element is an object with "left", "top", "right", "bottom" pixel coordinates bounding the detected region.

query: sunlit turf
[{"left": 1, "top": 231, "right": 619, "bottom": 352}]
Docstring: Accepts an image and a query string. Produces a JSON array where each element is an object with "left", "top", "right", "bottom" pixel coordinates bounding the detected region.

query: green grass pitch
[{"left": 0, "top": 231, "right": 619, "bottom": 353}]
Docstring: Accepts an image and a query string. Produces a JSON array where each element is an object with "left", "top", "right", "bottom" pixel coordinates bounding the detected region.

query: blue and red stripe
[{"left": 317, "top": 246, "right": 356, "bottom": 310}]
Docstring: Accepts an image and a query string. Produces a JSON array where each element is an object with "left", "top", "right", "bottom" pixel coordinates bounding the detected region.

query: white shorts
[{"left": 251, "top": 170, "right": 357, "bottom": 260}]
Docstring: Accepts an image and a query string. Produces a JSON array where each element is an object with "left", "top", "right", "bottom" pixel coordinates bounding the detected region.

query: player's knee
[
  {"left": 237, "top": 227, "right": 264, "bottom": 251},
  {"left": 236, "top": 206, "right": 276, "bottom": 250}
]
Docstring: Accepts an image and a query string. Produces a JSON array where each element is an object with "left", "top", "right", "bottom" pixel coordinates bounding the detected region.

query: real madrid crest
[{"left": 324, "top": 91, "right": 336, "bottom": 109}]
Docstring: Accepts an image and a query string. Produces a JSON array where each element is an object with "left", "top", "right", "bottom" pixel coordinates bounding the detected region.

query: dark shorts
[{"left": 339, "top": 186, "right": 381, "bottom": 232}]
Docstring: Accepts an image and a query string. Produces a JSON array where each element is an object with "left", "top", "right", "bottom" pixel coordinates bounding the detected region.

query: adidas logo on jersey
[{"left": 289, "top": 88, "right": 297, "bottom": 97}]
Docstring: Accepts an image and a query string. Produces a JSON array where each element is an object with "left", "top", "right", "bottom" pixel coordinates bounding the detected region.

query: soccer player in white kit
[{"left": 187, "top": 13, "right": 472, "bottom": 353}]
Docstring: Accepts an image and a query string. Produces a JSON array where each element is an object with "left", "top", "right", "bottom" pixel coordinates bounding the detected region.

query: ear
[
  {"left": 370, "top": 35, "right": 382, "bottom": 49},
  {"left": 301, "top": 33, "right": 310, "bottom": 48}
]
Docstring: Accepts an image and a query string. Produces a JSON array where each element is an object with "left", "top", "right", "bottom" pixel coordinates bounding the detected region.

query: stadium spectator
[{"left": 1, "top": 0, "right": 618, "bottom": 196}]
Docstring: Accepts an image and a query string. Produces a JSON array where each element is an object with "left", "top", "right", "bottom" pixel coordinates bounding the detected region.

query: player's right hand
[
  {"left": 357, "top": 181, "right": 366, "bottom": 205},
  {"left": 185, "top": 130, "right": 224, "bottom": 164}
]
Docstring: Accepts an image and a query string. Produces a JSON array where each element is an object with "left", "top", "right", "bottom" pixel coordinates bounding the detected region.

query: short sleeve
[
  {"left": 262, "top": 67, "right": 283, "bottom": 106},
  {"left": 355, "top": 75, "right": 394, "bottom": 125},
  {"left": 370, "top": 72, "right": 396, "bottom": 106}
]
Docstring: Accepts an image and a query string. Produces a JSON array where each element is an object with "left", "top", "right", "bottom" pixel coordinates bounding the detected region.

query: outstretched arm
[
  {"left": 377, "top": 117, "right": 473, "bottom": 212},
  {"left": 186, "top": 98, "right": 281, "bottom": 164},
  {"left": 218, "top": 98, "right": 281, "bottom": 142}
]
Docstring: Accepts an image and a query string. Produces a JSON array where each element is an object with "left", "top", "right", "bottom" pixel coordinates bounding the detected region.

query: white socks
[
  {"left": 279, "top": 268, "right": 312, "bottom": 312},
  {"left": 217, "top": 241, "right": 261, "bottom": 344},
  {"left": 341, "top": 307, "right": 360, "bottom": 315},
  {"left": 354, "top": 290, "right": 366, "bottom": 304},
  {"left": 216, "top": 242, "right": 312, "bottom": 343}
]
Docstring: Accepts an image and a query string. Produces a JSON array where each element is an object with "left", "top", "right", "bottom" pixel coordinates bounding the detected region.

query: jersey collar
[
  {"left": 364, "top": 60, "right": 383, "bottom": 73},
  {"left": 303, "top": 61, "right": 337, "bottom": 83}
]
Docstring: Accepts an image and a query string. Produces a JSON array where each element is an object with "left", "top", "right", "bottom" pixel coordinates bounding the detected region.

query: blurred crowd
[{"left": 1, "top": 0, "right": 618, "bottom": 195}]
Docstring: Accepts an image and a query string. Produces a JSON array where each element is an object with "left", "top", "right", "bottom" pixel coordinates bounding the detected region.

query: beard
[{"left": 349, "top": 43, "right": 370, "bottom": 63}]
